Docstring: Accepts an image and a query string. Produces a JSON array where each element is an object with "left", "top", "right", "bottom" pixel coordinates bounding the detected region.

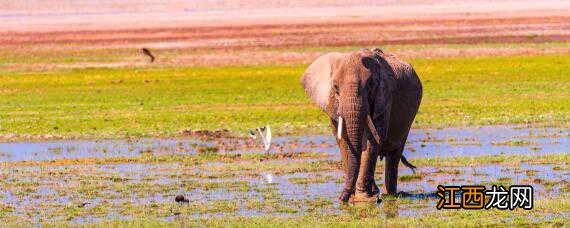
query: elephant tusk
[
  {"left": 366, "top": 115, "right": 381, "bottom": 145},
  {"left": 337, "top": 116, "right": 343, "bottom": 140}
]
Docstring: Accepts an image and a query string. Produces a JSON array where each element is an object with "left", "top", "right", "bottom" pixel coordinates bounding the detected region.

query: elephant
[{"left": 300, "top": 48, "right": 422, "bottom": 202}]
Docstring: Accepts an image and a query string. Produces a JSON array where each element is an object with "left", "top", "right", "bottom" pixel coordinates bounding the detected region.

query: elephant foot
[
  {"left": 370, "top": 180, "right": 380, "bottom": 195},
  {"left": 381, "top": 185, "right": 398, "bottom": 195},
  {"left": 352, "top": 179, "right": 379, "bottom": 203},
  {"left": 350, "top": 190, "right": 380, "bottom": 203},
  {"left": 338, "top": 189, "right": 353, "bottom": 202}
]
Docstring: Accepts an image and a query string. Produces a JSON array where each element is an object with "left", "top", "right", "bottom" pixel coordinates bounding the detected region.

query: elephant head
[{"left": 301, "top": 49, "right": 396, "bottom": 201}]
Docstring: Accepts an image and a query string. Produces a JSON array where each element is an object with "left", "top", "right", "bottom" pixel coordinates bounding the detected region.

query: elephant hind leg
[
  {"left": 383, "top": 147, "right": 401, "bottom": 195},
  {"left": 382, "top": 138, "right": 415, "bottom": 194}
]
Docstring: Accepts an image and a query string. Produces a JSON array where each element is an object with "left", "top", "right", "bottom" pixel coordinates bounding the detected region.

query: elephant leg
[
  {"left": 383, "top": 145, "right": 402, "bottom": 195},
  {"left": 331, "top": 120, "right": 359, "bottom": 202},
  {"left": 354, "top": 138, "right": 379, "bottom": 202},
  {"left": 367, "top": 140, "right": 380, "bottom": 195}
]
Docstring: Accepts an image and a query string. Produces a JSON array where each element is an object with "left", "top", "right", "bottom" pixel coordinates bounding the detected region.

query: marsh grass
[
  {"left": 1, "top": 151, "right": 331, "bottom": 168},
  {"left": 1, "top": 41, "right": 568, "bottom": 226},
  {"left": 398, "top": 173, "right": 425, "bottom": 182},
  {"left": 29, "top": 194, "right": 568, "bottom": 226},
  {"left": 1, "top": 153, "right": 568, "bottom": 225},
  {"left": 288, "top": 175, "right": 334, "bottom": 185},
  {"left": 491, "top": 140, "right": 538, "bottom": 146},
  {"left": 0, "top": 54, "right": 568, "bottom": 140}
]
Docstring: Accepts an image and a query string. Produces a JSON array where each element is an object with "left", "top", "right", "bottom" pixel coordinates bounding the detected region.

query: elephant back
[{"left": 378, "top": 54, "right": 422, "bottom": 93}]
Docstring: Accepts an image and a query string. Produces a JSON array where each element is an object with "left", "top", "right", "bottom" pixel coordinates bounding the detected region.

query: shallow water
[
  {"left": 0, "top": 138, "right": 211, "bottom": 162},
  {"left": 1, "top": 159, "right": 567, "bottom": 223},
  {"left": 278, "top": 125, "right": 569, "bottom": 158},
  {"left": 404, "top": 125, "right": 569, "bottom": 158},
  {"left": 0, "top": 125, "right": 568, "bottom": 162},
  {"left": 1, "top": 124, "right": 568, "bottom": 223}
]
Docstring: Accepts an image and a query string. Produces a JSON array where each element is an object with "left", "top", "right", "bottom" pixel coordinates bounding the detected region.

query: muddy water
[
  {"left": 0, "top": 125, "right": 567, "bottom": 162},
  {"left": 1, "top": 161, "right": 568, "bottom": 223},
  {"left": 404, "top": 125, "right": 569, "bottom": 158},
  {"left": 0, "top": 124, "right": 568, "bottom": 223},
  {"left": 276, "top": 125, "right": 569, "bottom": 158},
  {"left": 0, "top": 138, "right": 211, "bottom": 162}
]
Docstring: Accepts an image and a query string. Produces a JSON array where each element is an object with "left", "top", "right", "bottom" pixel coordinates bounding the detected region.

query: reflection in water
[
  {"left": 378, "top": 192, "right": 440, "bottom": 218},
  {"left": 338, "top": 192, "right": 441, "bottom": 219}
]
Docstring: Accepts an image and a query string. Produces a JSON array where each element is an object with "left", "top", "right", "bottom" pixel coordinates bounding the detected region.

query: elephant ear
[
  {"left": 300, "top": 52, "right": 346, "bottom": 111},
  {"left": 369, "top": 54, "right": 397, "bottom": 137}
]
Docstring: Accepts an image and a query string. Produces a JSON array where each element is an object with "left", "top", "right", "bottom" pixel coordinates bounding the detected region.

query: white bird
[{"left": 257, "top": 126, "right": 272, "bottom": 152}]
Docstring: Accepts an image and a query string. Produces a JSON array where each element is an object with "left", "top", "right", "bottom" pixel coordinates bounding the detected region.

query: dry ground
[{"left": 1, "top": 0, "right": 568, "bottom": 70}]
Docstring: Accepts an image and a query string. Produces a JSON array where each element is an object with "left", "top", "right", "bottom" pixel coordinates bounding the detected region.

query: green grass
[
  {"left": 2, "top": 153, "right": 568, "bottom": 225},
  {"left": 16, "top": 195, "right": 570, "bottom": 226},
  {"left": 2, "top": 42, "right": 567, "bottom": 66},
  {"left": 0, "top": 54, "right": 568, "bottom": 140}
]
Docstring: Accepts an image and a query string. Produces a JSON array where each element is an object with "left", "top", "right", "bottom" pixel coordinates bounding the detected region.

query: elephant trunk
[
  {"left": 338, "top": 84, "right": 366, "bottom": 197},
  {"left": 343, "top": 102, "right": 363, "bottom": 154}
]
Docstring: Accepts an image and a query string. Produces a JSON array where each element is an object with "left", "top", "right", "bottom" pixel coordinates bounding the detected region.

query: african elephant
[{"left": 301, "top": 48, "right": 422, "bottom": 202}]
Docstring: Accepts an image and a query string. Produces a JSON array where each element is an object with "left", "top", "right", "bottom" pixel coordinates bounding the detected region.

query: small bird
[
  {"left": 175, "top": 195, "right": 189, "bottom": 203},
  {"left": 141, "top": 48, "right": 155, "bottom": 63}
]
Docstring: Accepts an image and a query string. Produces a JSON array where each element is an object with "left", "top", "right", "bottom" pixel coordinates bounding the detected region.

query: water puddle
[
  {"left": 0, "top": 138, "right": 211, "bottom": 162},
  {"left": 0, "top": 124, "right": 568, "bottom": 223},
  {"left": 1, "top": 160, "right": 567, "bottom": 223},
  {"left": 404, "top": 125, "right": 569, "bottom": 158},
  {"left": 0, "top": 125, "right": 568, "bottom": 162}
]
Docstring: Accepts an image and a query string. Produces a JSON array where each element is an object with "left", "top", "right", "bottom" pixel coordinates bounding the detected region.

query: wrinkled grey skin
[{"left": 301, "top": 48, "right": 422, "bottom": 202}]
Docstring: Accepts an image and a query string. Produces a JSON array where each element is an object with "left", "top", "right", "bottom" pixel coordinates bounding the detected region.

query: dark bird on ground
[
  {"left": 141, "top": 48, "right": 155, "bottom": 63},
  {"left": 175, "top": 195, "right": 189, "bottom": 203}
]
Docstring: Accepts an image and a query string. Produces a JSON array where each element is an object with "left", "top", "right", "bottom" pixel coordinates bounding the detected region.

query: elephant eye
[{"left": 333, "top": 85, "right": 340, "bottom": 94}]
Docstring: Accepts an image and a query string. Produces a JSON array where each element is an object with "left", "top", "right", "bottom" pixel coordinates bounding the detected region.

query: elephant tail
[
  {"left": 378, "top": 154, "right": 417, "bottom": 173},
  {"left": 401, "top": 155, "right": 417, "bottom": 174}
]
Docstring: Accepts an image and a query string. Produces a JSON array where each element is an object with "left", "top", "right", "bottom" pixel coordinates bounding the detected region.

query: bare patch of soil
[{"left": 1, "top": 1, "right": 568, "bottom": 70}]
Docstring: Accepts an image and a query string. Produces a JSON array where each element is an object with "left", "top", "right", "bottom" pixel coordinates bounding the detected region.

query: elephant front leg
[
  {"left": 331, "top": 121, "right": 360, "bottom": 202},
  {"left": 367, "top": 140, "right": 380, "bottom": 195},
  {"left": 354, "top": 139, "right": 379, "bottom": 202}
]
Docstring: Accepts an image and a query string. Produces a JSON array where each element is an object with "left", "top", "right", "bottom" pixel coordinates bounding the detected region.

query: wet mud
[{"left": 0, "top": 125, "right": 568, "bottom": 223}]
